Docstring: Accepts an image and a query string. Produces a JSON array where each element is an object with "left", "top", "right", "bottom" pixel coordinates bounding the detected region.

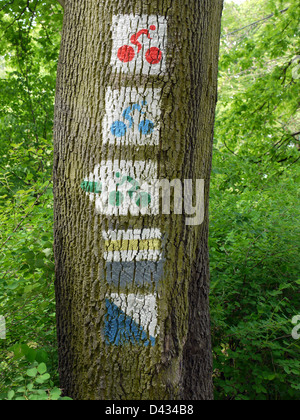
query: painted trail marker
[
  {"left": 105, "top": 293, "right": 159, "bottom": 346},
  {"left": 110, "top": 14, "right": 168, "bottom": 75},
  {"left": 103, "top": 229, "right": 164, "bottom": 289},
  {"left": 99, "top": 14, "right": 167, "bottom": 348},
  {"left": 103, "top": 87, "right": 162, "bottom": 146},
  {"left": 103, "top": 228, "right": 162, "bottom": 262},
  {"left": 81, "top": 160, "right": 159, "bottom": 216}
]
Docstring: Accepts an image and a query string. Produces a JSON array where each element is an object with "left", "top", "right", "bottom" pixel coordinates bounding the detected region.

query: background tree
[{"left": 53, "top": 0, "right": 223, "bottom": 400}]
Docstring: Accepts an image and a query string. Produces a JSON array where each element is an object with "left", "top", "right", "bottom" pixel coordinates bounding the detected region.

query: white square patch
[
  {"left": 82, "top": 160, "right": 159, "bottom": 216},
  {"left": 110, "top": 14, "right": 168, "bottom": 75},
  {"left": 103, "top": 87, "right": 162, "bottom": 146}
]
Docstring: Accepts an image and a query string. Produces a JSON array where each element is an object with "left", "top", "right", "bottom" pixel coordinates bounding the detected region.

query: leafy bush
[
  {"left": 210, "top": 0, "right": 300, "bottom": 400},
  {"left": 0, "top": 0, "right": 64, "bottom": 400},
  {"left": 6, "top": 362, "right": 71, "bottom": 401},
  {"left": 210, "top": 175, "right": 300, "bottom": 399}
]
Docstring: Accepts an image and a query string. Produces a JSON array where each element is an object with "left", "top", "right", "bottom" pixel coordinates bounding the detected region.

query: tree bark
[
  {"left": 53, "top": 0, "right": 223, "bottom": 400},
  {"left": 56, "top": 0, "right": 65, "bottom": 8}
]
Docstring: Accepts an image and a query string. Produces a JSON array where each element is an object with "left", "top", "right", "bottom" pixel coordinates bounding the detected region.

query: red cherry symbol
[
  {"left": 130, "top": 26, "right": 156, "bottom": 53},
  {"left": 117, "top": 45, "right": 135, "bottom": 63},
  {"left": 117, "top": 25, "right": 162, "bottom": 65},
  {"left": 145, "top": 47, "right": 163, "bottom": 65}
]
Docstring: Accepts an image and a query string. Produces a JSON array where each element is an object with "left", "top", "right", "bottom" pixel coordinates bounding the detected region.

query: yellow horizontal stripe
[{"left": 105, "top": 239, "right": 161, "bottom": 252}]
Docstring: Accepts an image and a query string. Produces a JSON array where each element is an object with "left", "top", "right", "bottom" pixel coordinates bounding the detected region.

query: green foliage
[
  {"left": 5, "top": 361, "right": 72, "bottom": 400},
  {"left": 0, "top": 0, "right": 64, "bottom": 400},
  {"left": 210, "top": 0, "right": 300, "bottom": 400}
]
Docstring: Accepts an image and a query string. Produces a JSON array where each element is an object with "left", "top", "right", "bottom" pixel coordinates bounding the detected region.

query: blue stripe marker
[
  {"left": 105, "top": 260, "right": 164, "bottom": 289},
  {"left": 105, "top": 299, "right": 155, "bottom": 347}
]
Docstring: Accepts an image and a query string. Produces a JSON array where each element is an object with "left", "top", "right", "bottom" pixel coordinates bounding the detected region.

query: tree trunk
[{"left": 53, "top": 0, "right": 223, "bottom": 400}]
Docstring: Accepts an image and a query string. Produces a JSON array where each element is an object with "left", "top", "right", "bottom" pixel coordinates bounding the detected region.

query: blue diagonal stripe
[{"left": 104, "top": 299, "right": 155, "bottom": 347}]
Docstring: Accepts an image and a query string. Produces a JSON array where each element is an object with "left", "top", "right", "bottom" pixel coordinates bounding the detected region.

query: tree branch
[
  {"left": 223, "top": 7, "right": 289, "bottom": 38},
  {"left": 291, "top": 131, "right": 300, "bottom": 138},
  {"left": 57, "top": 0, "right": 65, "bottom": 8}
]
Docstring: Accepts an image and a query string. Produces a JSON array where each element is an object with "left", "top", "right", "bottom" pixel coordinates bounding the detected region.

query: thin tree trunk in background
[{"left": 53, "top": 0, "right": 223, "bottom": 400}]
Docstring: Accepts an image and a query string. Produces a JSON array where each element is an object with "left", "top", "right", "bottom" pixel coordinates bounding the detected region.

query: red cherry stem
[{"left": 130, "top": 26, "right": 156, "bottom": 53}]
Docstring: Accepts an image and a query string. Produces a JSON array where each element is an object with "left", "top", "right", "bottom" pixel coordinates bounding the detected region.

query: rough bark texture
[{"left": 53, "top": 0, "right": 223, "bottom": 400}]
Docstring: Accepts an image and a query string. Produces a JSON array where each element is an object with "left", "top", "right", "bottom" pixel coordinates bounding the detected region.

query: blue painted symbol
[
  {"left": 105, "top": 261, "right": 165, "bottom": 289},
  {"left": 104, "top": 299, "right": 155, "bottom": 347},
  {"left": 110, "top": 121, "right": 127, "bottom": 137},
  {"left": 138, "top": 119, "right": 155, "bottom": 135},
  {"left": 110, "top": 101, "right": 155, "bottom": 138}
]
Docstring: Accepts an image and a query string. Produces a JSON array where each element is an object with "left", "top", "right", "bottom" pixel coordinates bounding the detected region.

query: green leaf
[
  {"left": 27, "top": 383, "right": 34, "bottom": 392},
  {"left": 26, "top": 348, "right": 37, "bottom": 363},
  {"left": 50, "top": 388, "right": 62, "bottom": 400},
  {"left": 37, "top": 363, "right": 47, "bottom": 375},
  {"left": 40, "top": 373, "right": 50, "bottom": 381},
  {"left": 26, "top": 368, "right": 38, "bottom": 378},
  {"left": 35, "top": 350, "right": 49, "bottom": 363},
  {"left": 7, "top": 390, "right": 15, "bottom": 400}
]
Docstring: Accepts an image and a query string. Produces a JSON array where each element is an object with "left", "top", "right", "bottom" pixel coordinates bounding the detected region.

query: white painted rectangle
[
  {"left": 103, "top": 87, "right": 162, "bottom": 146},
  {"left": 102, "top": 228, "right": 162, "bottom": 241},
  {"left": 109, "top": 293, "right": 159, "bottom": 339},
  {"left": 110, "top": 14, "right": 168, "bottom": 75},
  {"left": 83, "top": 160, "right": 159, "bottom": 216},
  {"left": 103, "top": 228, "right": 162, "bottom": 262},
  {"left": 104, "top": 250, "right": 162, "bottom": 263}
]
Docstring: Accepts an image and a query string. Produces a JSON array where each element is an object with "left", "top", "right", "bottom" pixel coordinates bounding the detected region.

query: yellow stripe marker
[{"left": 105, "top": 239, "right": 161, "bottom": 252}]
